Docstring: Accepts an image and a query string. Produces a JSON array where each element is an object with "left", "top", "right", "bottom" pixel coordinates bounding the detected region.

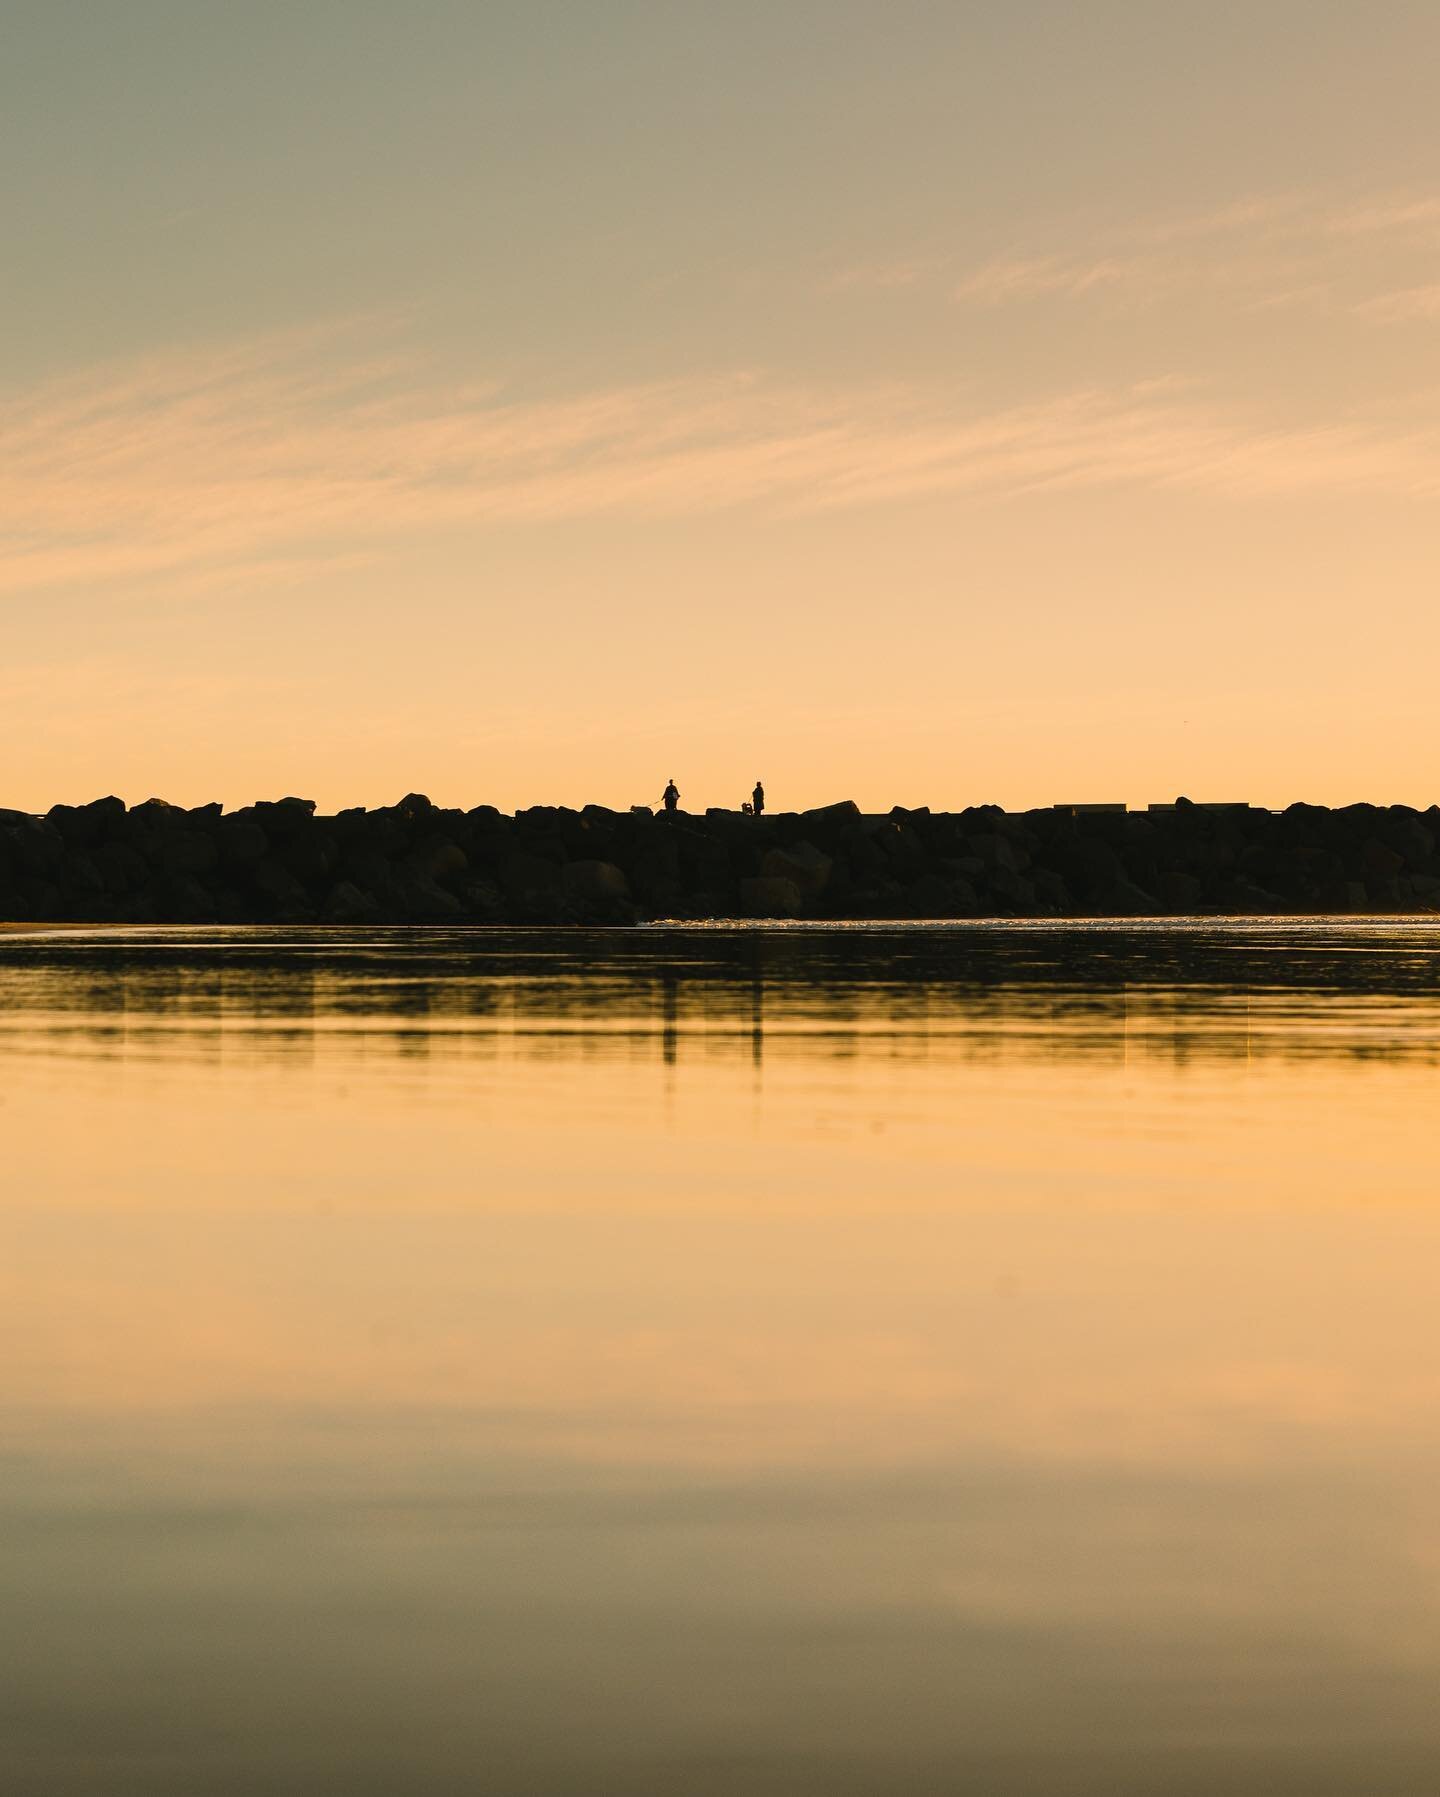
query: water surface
[{"left": 5, "top": 922, "right": 1440, "bottom": 1794}]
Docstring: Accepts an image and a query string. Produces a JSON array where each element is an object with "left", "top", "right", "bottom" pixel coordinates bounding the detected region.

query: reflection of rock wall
[{"left": 3, "top": 793, "right": 1439, "bottom": 923}]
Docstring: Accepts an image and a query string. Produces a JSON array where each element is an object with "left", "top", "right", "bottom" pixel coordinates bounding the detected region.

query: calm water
[{"left": 5, "top": 921, "right": 1440, "bottom": 1794}]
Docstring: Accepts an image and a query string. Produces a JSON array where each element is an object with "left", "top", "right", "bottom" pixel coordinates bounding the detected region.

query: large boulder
[
  {"left": 761, "top": 840, "right": 833, "bottom": 900},
  {"left": 905, "top": 871, "right": 961, "bottom": 918},
  {"left": 284, "top": 833, "right": 340, "bottom": 884},
  {"left": 219, "top": 813, "right": 269, "bottom": 867},
  {"left": 60, "top": 851, "right": 106, "bottom": 898},
  {"left": 323, "top": 881, "right": 382, "bottom": 923},
  {"left": 130, "top": 798, "right": 185, "bottom": 828},
  {"left": 564, "top": 860, "right": 629, "bottom": 903},
  {"left": 1091, "top": 876, "right": 1159, "bottom": 916},
  {"left": 870, "top": 819, "right": 928, "bottom": 874},
  {"left": 253, "top": 797, "right": 317, "bottom": 839},
  {"left": 92, "top": 840, "right": 149, "bottom": 894},
  {"left": 157, "top": 831, "right": 220, "bottom": 878},
  {"left": 390, "top": 869, "right": 463, "bottom": 920},
  {"left": 989, "top": 866, "right": 1037, "bottom": 910},
  {"left": 739, "top": 875, "right": 802, "bottom": 918},
  {"left": 48, "top": 796, "right": 127, "bottom": 845},
  {"left": 499, "top": 850, "right": 565, "bottom": 901},
  {"left": 467, "top": 804, "right": 508, "bottom": 836},
  {"left": 801, "top": 800, "right": 861, "bottom": 827},
  {"left": 1370, "top": 809, "right": 1435, "bottom": 867},
  {"left": 250, "top": 858, "right": 310, "bottom": 911},
  {"left": 409, "top": 837, "right": 468, "bottom": 884},
  {"left": 460, "top": 878, "right": 505, "bottom": 921},
  {"left": 4, "top": 819, "right": 63, "bottom": 877},
  {"left": 1362, "top": 837, "right": 1405, "bottom": 879},
  {"left": 152, "top": 873, "right": 218, "bottom": 922},
  {"left": 1158, "top": 870, "right": 1204, "bottom": 911},
  {"left": 965, "top": 832, "right": 1027, "bottom": 874}
]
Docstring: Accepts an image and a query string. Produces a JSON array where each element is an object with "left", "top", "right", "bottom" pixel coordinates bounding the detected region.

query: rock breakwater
[{"left": 3, "top": 795, "right": 1438, "bottom": 924}]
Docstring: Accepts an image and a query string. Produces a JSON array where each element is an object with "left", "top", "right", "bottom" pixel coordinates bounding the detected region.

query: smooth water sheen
[{"left": 5, "top": 922, "right": 1440, "bottom": 1795}]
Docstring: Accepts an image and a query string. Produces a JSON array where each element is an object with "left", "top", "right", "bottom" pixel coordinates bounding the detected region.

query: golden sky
[{"left": 6, "top": 2, "right": 1440, "bottom": 812}]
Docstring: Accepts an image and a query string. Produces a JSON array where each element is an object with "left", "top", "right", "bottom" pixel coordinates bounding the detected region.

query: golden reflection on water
[{"left": 5, "top": 924, "right": 1440, "bottom": 1795}]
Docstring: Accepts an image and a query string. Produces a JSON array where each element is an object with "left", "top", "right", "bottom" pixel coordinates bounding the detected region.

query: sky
[{"left": 5, "top": 0, "right": 1440, "bottom": 813}]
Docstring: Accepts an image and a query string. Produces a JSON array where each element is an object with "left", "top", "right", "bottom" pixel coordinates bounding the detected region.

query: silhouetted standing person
[
  {"left": 752, "top": 780, "right": 765, "bottom": 816},
  {"left": 662, "top": 778, "right": 680, "bottom": 815}
]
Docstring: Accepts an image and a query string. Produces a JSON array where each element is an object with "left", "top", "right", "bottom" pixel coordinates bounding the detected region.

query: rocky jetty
[{"left": 2, "top": 795, "right": 1439, "bottom": 924}]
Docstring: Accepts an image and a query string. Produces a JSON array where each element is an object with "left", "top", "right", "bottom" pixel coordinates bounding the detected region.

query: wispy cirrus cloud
[
  {"left": 1322, "top": 196, "right": 1440, "bottom": 238},
  {"left": 951, "top": 255, "right": 1133, "bottom": 305},
  {"left": 5, "top": 323, "right": 1440, "bottom": 600},
  {"left": 826, "top": 258, "right": 941, "bottom": 291},
  {"left": 1354, "top": 282, "right": 1440, "bottom": 323},
  {"left": 940, "top": 188, "right": 1440, "bottom": 320}
]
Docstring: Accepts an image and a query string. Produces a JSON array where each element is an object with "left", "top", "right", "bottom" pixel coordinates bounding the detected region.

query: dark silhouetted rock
[
  {"left": 1363, "top": 838, "right": 1405, "bottom": 879},
  {"left": 760, "top": 841, "right": 833, "bottom": 900},
  {"left": 323, "top": 881, "right": 382, "bottom": 923},
  {"left": 801, "top": 800, "right": 862, "bottom": 827},
  {"left": 389, "top": 869, "right": 462, "bottom": 919},
  {"left": 500, "top": 850, "right": 565, "bottom": 901},
  {"left": 250, "top": 859, "right": 310, "bottom": 912},
  {"left": 131, "top": 798, "right": 185, "bottom": 826},
  {"left": 409, "top": 838, "right": 468, "bottom": 884},
  {"left": 564, "top": 860, "right": 629, "bottom": 903},
  {"left": 740, "top": 875, "right": 802, "bottom": 918},
  {"left": 7, "top": 819, "right": 64, "bottom": 877},
  {"left": 285, "top": 833, "right": 339, "bottom": 883},
  {"left": 254, "top": 798, "right": 317, "bottom": 839},
  {"left": 158, "top": 831, "right": 220, "bottom": 878},
  {"left": 220, "top": 814, "right": 269, "bottom": 867},
  {"left": 92, "top": 841, "right": 148, "bottom": 894}
]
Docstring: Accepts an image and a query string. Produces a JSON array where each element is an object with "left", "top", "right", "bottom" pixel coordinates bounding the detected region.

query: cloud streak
[
  {"left": 947, "top": 188, "right": 1440, "bottom": 318},
  {"left": 951, "top": 255, "right": 1133, "bottom": 305},
  {"left": 5, "top": 325, "right": 1440, "bottom": 598},
  {"left": 1354, "top": 282, "right": 1440, "bottom": 323}
]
